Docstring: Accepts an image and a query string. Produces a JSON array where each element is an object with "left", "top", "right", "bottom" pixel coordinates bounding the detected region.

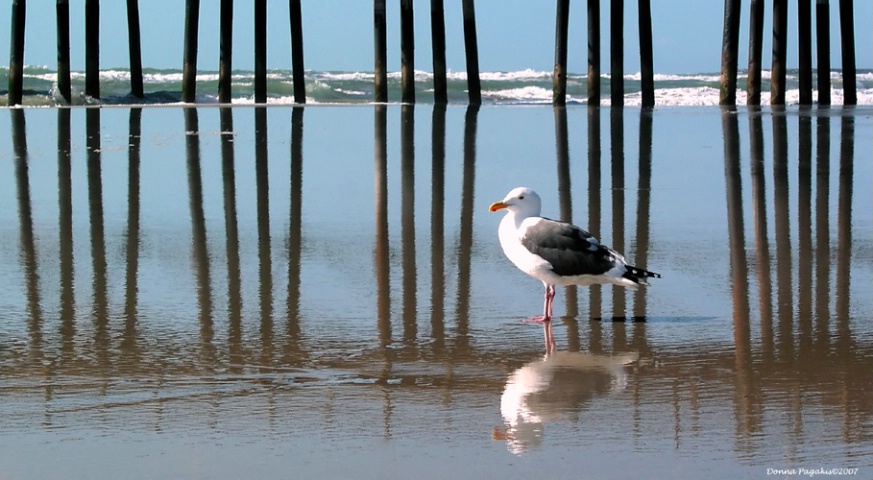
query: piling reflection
[
  {"left": 374, "top": 105, "right": 390, "bottom": 346},
  {"left": 221, "top": 107, "right": 244, "bottom": 370},
  {"left": 430, "top": 105, "right": 446, "bottom": 351},
  {"left": 12, "top": 110, "right": 41, "bottom": 353},
  {"left": 720, "top": 108, "right": 871, "bottom": 451},
  {"left": 184, "top": 107, "right": 214, "bottom": 354},
  {"left": 285, "top": 106, "right": 305, "bottom": 359},
  {"left": 454, "top": 105, "right": 479, "bottom": 355},
  {"left": 57, "top": 109, "right": 75, "bottom": 357},
  {"left": 1, "top": 106, "right": 870, "bottom": 469},
  {"left": 586, "top": 105, "right": 603, "bottom": 350},
  {"left": 401, "top": 105, "right": 417, "bottom": 346},
  {"left": 87, "top": 108, "right": 109, "bottom": 363},
  {"left": 609, "top": 108, "right": 626, "bottom": 320},
  {"left": 254, "top": 107, "right": 272, "bottom": 364},
  {"left": 122, "top": 108, "right": 142, "bottom": 359},
  {"left": 554, "top": 107, "right": 579, "bottom": 350}
]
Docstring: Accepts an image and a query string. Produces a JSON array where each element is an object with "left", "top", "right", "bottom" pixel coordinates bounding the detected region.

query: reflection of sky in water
[
  {"left": 0, "top": 106, "right": 871, "bottom": 479},
  {"left": 1, "top": 106, "right": 870, "bottom": 341}
]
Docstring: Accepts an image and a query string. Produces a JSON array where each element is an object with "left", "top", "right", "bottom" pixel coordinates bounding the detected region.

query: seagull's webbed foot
[{"left": 522, "top": 315, "right": 552, "bottom": 324}]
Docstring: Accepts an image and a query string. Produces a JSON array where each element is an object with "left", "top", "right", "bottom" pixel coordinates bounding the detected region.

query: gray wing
[{"left": 520, "top": 218, "right": 620, "bottom": 277}]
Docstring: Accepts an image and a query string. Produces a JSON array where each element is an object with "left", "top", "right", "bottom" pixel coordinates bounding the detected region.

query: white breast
[{"left": 498, "top": 214, "right": 553, "bottom": 281}]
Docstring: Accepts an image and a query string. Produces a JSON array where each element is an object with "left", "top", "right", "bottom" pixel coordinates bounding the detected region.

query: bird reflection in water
[{"left": 494, "top": 351, "right": 639, "bottom": 455}]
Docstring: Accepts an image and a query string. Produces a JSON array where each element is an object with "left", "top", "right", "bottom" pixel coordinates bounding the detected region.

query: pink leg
[
  {"left": 545, "top": 285, "right": 556, "bottom": 318},
  {"left": 523, "top": 285, "right": 556, "bottom": 324}
]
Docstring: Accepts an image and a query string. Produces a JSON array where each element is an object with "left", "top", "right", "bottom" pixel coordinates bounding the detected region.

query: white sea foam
[{"left": 8, "top": 65, "right": 872, "bottom": 106}]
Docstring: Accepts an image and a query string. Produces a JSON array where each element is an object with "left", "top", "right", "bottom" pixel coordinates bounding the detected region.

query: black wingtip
[{"left": 624, "top": 266, "right": 662, "bottom": 283}]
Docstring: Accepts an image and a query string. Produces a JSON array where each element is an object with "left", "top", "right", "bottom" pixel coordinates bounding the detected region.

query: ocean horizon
[{"left": 2, "top": 65, "right": 872, "bottom": 107}]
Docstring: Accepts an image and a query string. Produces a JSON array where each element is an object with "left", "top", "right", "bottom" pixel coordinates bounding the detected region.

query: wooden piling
[
  {"left": 289, "top": 0, "right": 306, "bottom": 104},
  {"left": 255, "top": 0, "right": 267, "bottom": 104},
  {"left": 430, "top": 0, "right": 448, "bottom": 105},
  {"left": 610, "top": 0, "right": 624, "bottom": 106},
  {"left": 747, "top": 0, "right": 765, "bottom": 105},
  {"left": 85, "top": 0, "right": 100, "bottom": 98},
  {"left": 837, "top": 0, "right": 856, "bottom": 105},
  {"left": 638, "top": 0, "right": 654, "bottom": 107},
  {"left": 126, "top": 0, "right": 144, "bottom": 98},
  {"left": 219, "top": 0, "right": 233, "bottom": 103},
  {"left": 587, "top": 0, "right": 601, "bottom": 105},
  {"left": 798, "top": 0, "right": 812, "bottom": 105},
  {"left": 181, "top": 0, "right": 200, "bottom": 103},
  {"left": 719, "top": 0, "right": 742, "bottom": 106},
  {"left": 374, "top": 0, "right": 388, "bottom": 102},
  {"left": 56, "top": 1, "right": 72, "bottom": 104},
  {"left": 553, "top": 0, "right": 570, "bottom": 106},
  {"left": 8, "top": 0, "right": 26, "bottom": 106},
  {"left": 815, "top": 0, "right": 830, "bottom": 105},
  {"left": 461, "top": 0, "right": 482, "bottom": 105},
  {"left": 400, "top": 0, "right": 415, "bottom": 104},
  {"left": 770, "top": 0, "right": 788, "bottom": 105}
]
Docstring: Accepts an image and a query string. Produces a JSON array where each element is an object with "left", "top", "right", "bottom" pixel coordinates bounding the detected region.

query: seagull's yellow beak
[{"left": 489, "top": 201, "right": 508, "bottom": 212}]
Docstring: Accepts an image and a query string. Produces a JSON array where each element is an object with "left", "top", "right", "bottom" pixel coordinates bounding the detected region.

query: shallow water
[{"left": 0, "top": 105, "right": 871, "bottom": 479}]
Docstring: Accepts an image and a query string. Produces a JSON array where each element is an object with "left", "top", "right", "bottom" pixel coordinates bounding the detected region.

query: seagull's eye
[{"left": 518, "top": 195, "right": 525, "bottom": 200}]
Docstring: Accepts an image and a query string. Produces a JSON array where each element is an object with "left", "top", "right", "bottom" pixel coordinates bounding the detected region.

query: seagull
[{"left": 489, "top": 187, "right": 660, "bottom": 328}]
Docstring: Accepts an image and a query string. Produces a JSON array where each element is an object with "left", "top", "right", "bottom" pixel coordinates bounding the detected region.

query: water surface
[{"left": 0, "top": 105, "right": 871, "bottom": 479}]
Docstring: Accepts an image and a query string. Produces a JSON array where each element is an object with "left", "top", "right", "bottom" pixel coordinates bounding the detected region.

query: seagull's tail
[{"left": 622, "top": 265, "right": 661, "bottom": 286}]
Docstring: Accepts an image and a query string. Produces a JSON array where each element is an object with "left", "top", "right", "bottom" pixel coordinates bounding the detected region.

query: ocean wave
[{"left": 3, "top": 66, "right": 871, "bottom": 107}]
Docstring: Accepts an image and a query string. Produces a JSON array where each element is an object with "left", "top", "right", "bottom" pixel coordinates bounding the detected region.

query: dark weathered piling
[
  {"left": 430, "top": 0, "right": 448, "bottom": 105},
  {"left": 461, "top": 0, "right": 482, "bottom": 105},
  {"left": 747, "top": 0, "right": 765, "bottom": 105},
  {"left": 815, "top": 0, "right": 831, "bottom": 105},
  {"left": 374, "top": 0, "right": 388, "bottom": 102},
  {"left": 638, "top": 0, "right": 654, "bottom": 107},
  {"left": 553, "top": 0, "right": 570, "bottom": 106},
  {"left": 8, "top": 0, "right": 26, "bottom": 105},
  {"left": 838, "top": 0, "right": 856, "bottom": 105},
  {"left": 126, "top": 0, "right": 144, "bottom": 98},
  {"left": 182, "top": 0, "right": 200, "bottom": 103},
  {"left": 85, "top": 0, "right": 100, "bottom": 98},
  {"left": 289, "top": 0, "right": 306, "bottom": 104},
  {"left": 587, "top": 0, "right": 601, "bottom": 104},
  {"left": 400, "top": 0, "right": 415, "bottom": 104},
  {"left": 770, "top": 0, "right": 788, "bottom": 105},
  {"left": 219, "top": 0, "right": 233, "bottom": 103},
  {"left": 610, "top": 0, "right": 624, "bottom": 106},
  {"left": 56, "top": 1, "right": 72, "bottom": 104},
  {"left": 255, "top": 0, "right": 267, "bottom": 104},
  {"left": 798, "top": 0, "right": 812, "bottom": 105},
  {"left": 719, "top": 0, "right": 742, "bottom": 106}
]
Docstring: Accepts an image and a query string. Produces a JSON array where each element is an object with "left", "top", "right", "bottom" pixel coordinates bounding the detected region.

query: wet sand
[{"left": 0, "top": 105, "right": 871, "bottom": 479}]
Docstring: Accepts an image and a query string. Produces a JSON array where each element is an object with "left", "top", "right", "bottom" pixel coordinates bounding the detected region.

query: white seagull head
[{"left": 489, "top": 187, "right": 542, "bottom": 218}]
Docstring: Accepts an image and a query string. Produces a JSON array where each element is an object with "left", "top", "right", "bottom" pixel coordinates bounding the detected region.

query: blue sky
[{"left": 2, "top": 0, "right": 871, "bottom": 74}]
